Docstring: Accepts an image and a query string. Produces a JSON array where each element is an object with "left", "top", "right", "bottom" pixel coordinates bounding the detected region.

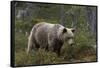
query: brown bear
[{"left": 27, "top": 22, "right": 75, "bottom": 56}]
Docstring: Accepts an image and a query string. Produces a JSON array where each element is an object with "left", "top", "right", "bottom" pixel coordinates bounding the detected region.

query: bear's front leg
[{"left": 53, "top": 44, "right": 62, "bottom": 56}]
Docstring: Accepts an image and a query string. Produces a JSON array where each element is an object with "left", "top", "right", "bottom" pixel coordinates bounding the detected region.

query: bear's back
[{"left": 32, "top": 22, "right": 65, "bottom": 48}]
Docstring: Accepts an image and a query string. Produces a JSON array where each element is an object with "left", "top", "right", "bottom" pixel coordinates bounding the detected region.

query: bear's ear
[
  {"left": 63, "top": 28, "right": 67, "bottom": 33},
  {"left": 71, "top": 28, "right": 75, "bottom": 33}
]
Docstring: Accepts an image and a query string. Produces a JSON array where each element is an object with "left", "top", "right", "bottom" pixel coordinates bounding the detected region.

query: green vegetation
[
  {"left": 15, "top": 24, "right": 97, "bottom": 66},
  {"left": 14, "top": 2, "right": 97, "bottom": 66}
]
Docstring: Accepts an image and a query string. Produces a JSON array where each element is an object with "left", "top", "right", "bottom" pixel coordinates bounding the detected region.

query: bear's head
[{"left": 57, "top": 27, "right": 75, "bottom": 46}]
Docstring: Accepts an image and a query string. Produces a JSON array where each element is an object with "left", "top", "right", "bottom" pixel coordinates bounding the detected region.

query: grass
[{"left": 14, "top": 30, "right": 97, "bottom": 66}]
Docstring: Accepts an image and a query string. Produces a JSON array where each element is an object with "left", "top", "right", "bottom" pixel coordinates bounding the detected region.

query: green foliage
[
  {"left": 15, "top": 32, "right": 27, "bottom": 52},
  {"left": 15, "top": 43, "right": 66, "bottom": 66},
  {"left": 15, "top": 31, "right": 96, "bottom": 66}
]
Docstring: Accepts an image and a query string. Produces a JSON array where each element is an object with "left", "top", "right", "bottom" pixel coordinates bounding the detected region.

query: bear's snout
[{"left": 70, "top": 43, "right": 75, "bottom": 46}]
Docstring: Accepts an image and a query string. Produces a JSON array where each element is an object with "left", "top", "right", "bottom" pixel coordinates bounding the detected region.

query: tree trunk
[
  {"left": 60, "top": 5, "right": 66, "bottom": 26},
  {"left": 86, "top": 7, "right": 97, "bottom": 35}
]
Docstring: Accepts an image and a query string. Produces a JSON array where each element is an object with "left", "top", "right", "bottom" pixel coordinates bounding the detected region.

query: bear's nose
[{"left": 70, "top": 43, "right": 74, "bottom": 46}]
